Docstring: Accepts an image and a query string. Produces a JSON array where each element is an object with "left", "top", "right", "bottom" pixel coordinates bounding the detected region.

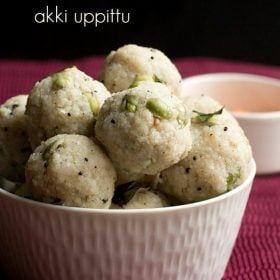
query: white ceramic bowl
[
  {"left": 182, "top": 73, "right": 280, "bottom": 174},
  {"left": 0, "top": 160, "right": 256, "bottom": 280}
]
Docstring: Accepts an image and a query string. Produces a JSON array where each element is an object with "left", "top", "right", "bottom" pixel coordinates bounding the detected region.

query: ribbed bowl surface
[{"left": 0, "top": 161, "right": 256, "bottom": 280}]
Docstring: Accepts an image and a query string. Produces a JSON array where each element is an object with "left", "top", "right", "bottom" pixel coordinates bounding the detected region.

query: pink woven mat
[{"left": 0, "top": 57, "right": 280, "bottom": 279}]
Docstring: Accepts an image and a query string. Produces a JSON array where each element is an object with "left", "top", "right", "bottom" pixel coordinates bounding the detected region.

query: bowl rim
[
  {"left": 182, "top": 72, "right": 280, "bottom": 120},
  {"left": 0, "top": 160, "right": 256, "bottom": 215}
]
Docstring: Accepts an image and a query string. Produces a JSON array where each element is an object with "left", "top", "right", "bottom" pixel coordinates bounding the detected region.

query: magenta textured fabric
[{"left": 0, "top": 57, "right": 279, "bottom": 279}]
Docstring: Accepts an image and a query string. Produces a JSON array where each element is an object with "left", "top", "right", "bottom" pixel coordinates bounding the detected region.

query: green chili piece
[
  {"left": 129, "top": 75, "right": 155, "bottom": 88},
  {"left": 146, "top": 98, "right": 172, "bottom": 119},
  {"left": 83, "top": 92, "right": 99, "bottom": 115},
  {"left": 124, "top": 95, "right": 139, "bottom": 113},
  {"left": 52, "top": 74, "right": 68, "bottom": 90},
  {"left": 227, "top": 170, "right": 241, "bottom": 191},
  {"left": 176, "top": 105, "right": 188, "bottom": 126},
  {"left": 129, "top": 74, "right": 164, "bottom": 88}
]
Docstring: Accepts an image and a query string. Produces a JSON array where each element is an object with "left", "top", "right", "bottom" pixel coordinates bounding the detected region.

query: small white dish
[{"left": 182, "top": 73, "right": 280, "bottom": 174}]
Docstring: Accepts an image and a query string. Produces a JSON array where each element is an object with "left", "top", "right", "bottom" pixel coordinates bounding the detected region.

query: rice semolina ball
[
  {"left": 0, "top": 95, "right": 31, "bottom": 182},
  {"left": 26, "top": 66, "right": 111, "bottom": 149},
  {"left": 25, "top": 134, "right": 117, "bottom": 208},
  {"left": 100, "top": 44, "right": 182, "bottom": 96},
  {"left": 158, "top": 95, "right": 252, "bottom": 202},
  {"left": 111, "top": 178, "right": 172, "bottom": 209},
  {"left": 95, "top": 82, "right": 192, "bottom": 183},
  {"left": 123, "top": 188, "right": 171, "bottom": 209}
]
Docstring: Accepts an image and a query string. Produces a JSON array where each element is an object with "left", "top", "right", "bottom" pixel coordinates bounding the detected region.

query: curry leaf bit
[
  {"left": 146, "top": 98, "right": 172, "bottom": 119},
  {"left": 153, "top": 74, "right": 163, "bottom": 83},
  {"left": 192, "top": 107, "right": 224, "bottom": 124},
  {"left": 82, "top": 92, "right": 99, "bottom": 115},
  {"left": 42, "top": 140, "right": 59, "bottom": 161},
  {"left": 226, "top": 170, "right": 241, "bottom": 191}
]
